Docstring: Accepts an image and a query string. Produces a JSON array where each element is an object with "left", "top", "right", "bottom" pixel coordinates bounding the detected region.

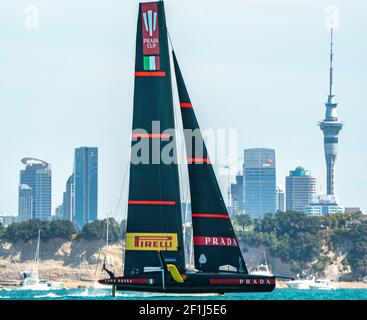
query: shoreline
[{"left": 2, "top": 280, "right": 367, "bottom": 290}]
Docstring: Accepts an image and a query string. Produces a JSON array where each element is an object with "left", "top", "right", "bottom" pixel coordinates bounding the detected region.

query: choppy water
[{"left": 0, "top": 288, "right": 366, "bottom": 300}]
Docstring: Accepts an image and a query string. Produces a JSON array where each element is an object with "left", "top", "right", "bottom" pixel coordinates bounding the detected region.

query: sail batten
[{"left": 172, "top": 51, "right": 248, "bottom": 274}]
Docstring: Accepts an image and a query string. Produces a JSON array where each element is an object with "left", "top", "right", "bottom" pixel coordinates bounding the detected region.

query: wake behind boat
[{"left": 99, "top": 1, "right": 276, "bottom": 294}]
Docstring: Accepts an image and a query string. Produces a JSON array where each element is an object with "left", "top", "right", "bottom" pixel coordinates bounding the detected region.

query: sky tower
[{"left": 319, "top": 29, "right": 343, "bottom": 195}]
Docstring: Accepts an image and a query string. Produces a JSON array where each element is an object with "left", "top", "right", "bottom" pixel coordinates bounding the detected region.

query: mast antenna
[{"left": 329, "top": 28, "right": 334, "bottom": 97}]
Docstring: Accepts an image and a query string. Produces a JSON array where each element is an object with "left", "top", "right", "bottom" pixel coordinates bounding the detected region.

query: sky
[{"left": 0, "top": 0, "right": 366, "bottom": 220}]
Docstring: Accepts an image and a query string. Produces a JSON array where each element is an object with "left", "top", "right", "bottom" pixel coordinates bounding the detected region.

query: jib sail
[{"left": 172, "top": 51, "right": 248, "bottom": 274}]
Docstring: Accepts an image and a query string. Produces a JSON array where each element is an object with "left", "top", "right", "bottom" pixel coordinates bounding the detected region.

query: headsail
[
  {"left": 172, "top": 51, "right": 248, "bottom": 274},
  {"left": 124, "top": 2, "right": 185, "bottom": 276}
]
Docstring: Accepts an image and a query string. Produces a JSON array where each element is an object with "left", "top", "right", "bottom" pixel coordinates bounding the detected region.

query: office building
[
  {"left": 285, "top": 166, "right": 316, "bottom": 213},
  {"left": 243, "top": 148, "right": 276, "bottom": 219},
  {"left": 62, "top": 174, "right": 74, "bottom": 221},
  {"left": 230, "top": 172, "right": 243, "bottom": 215},
  {"left": 276, "top": 185, "right": 285, "bottom": 212},
  {"left": 19, "top": 158, "right": 52, "bottom": 221},
  {"left": 74, "top": 147, "right": 98, "bottom": 229},
  {"left": 305, "top": 194, "right": 344, "bottom": 216}
]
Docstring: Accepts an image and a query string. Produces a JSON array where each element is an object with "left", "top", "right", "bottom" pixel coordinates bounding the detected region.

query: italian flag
[{"left": 143, "top": 56, "right": 160, "bottom": 71}]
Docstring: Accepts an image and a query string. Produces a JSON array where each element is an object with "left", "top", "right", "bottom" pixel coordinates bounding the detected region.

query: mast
[
  {"left": 34, "top": 229, "right": 40, "bottom": 274},
  {"left": 105, "top": 211, "right": 109, "bottom": 265}
]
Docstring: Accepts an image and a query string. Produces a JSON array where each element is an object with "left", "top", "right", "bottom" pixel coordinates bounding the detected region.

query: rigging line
[
  {"left": 167, "top": 30, "right": 174, "bottom": 52},
  {"left": 113, "top": 160, "right": 130, "bottom": 222}
]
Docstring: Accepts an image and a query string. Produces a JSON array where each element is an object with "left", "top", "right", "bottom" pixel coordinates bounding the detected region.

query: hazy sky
[{"left": 0, "top": 0, "right": 366, "bottom": 220}]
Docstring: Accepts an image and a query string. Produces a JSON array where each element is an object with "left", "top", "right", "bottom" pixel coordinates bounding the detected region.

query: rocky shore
[{"left": 1, "top": 239, "right": 365, "bottom": 290}]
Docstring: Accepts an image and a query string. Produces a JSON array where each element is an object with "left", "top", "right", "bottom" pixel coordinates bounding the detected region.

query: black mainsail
[
  {"left": 124, "top": 1, "right": 185, "bottom": 276},
  {"left": 172, "top": 51, "right": 248, "bottom": 274}
]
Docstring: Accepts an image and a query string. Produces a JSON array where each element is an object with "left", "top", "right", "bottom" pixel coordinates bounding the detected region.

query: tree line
[
  {"left": 0, "top": 218, "right": 126, "bottom": 243},
  {"left": 233, "top": 210, "right": 367, "bottom": 278}
]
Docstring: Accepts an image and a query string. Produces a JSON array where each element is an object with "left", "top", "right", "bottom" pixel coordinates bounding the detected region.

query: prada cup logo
[
  {"left": 143, "top": 10, "right": 157, "bottom": 37},
  {"left": 141, "top": 3, "right": 160, "bottom": 55}
]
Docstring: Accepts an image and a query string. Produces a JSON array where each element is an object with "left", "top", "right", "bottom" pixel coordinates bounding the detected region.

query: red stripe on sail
[
  {"left": 180, "top": 102, "right": 192, "bottom": 108},
  {"left": 128, "top": 200, "right": 176, "bottom": 205},
  {"left": 132, "top": 133, "right": 171, "bottom": 138},
  {"left": 135, "top": 71, "right": 166, "bottom": 77},
  {"left": 192, "top": 214, "right": 229, "bottom": 219},
  {"left": 193, "top": 236, "right": 238, "bottom": 247},
  {"left": 187, "top": 158, "right": 211, "bottom": 164}
]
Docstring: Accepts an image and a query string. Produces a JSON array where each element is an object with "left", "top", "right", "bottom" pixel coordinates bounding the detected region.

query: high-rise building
[
  {"left": 54, "top": 205, "right": 64, "bottom": 220},
  {"left": 19, "top": 158, "right": 52, "bottom": 221},
  {"left": 318, "top": 29, "right": 343, "bottom": 196},
  {"left": 230, "top": 172, "right": 243, "bottom": 215},
  {"left": 285, "top": 166, "right": 316, "bottom": 213},
  {"left": 0, "top": 213, "right": 18, "bottom": 227},
  {"left": 243, "top": 148, "right": 276, "bottom": 219},
  {"left": 74, "top": 147, "right": 98, "bottom": 229},
  {"left": 18, "top": 184, "right": 33, "bottom": 222},
  {"left": 62, "top": 174, "right": 74, "bottom": 221},
  {"left": 276, "top": 185, "right": 285, "bottom": 212}
]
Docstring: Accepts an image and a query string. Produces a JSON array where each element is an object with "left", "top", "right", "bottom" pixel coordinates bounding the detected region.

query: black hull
[
  {"left": 113, "top": 285, "right": 274, "bottom": 294},
  {"left": 99, "top": 272, "right": 275, "bottom": 294}
]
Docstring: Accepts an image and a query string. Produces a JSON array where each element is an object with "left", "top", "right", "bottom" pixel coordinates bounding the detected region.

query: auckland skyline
[{"left": 0, "top": 0, "right": 366, "bottom": 219}]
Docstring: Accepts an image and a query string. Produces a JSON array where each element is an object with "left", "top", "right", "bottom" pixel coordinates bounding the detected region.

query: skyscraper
[
  {"left": 276, "top": 185, "right": 285, "bottom": 212},
  {"left": 243, "top": 148, "right": 276, "bottom": 219},
  {"left": 19, "top": 158, "right": 52, "bottom": 221},
  {"left": 285, "top": 166, "right": 316, "bottom": 213},
  {"left": 18, "top": 184, "right": 33, "bottom": 222},
  {"left": 74, "top": 147, "right": 98, "bottom": 229},
  {"left": 62, "top": 174, "right": 74, "bottom": 221},
  {"left": 318, "top": 29, "right": 343, "bottom": 195},
  {"left": 230, "top": 172, "right": 243, "bottom": 215}
]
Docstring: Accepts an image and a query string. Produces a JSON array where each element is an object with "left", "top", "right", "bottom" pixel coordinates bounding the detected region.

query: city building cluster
[{"left": 13, "top": 147, "right": 98, "bottom": 230}]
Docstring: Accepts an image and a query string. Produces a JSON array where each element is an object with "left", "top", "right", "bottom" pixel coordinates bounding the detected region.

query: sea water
[{"left": 0, "top": 288, "right": 366, "bottom": 300}]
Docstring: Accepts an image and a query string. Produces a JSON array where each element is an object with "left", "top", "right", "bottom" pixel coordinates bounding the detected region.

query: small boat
[
  {"left": 286, "top": 275, "right": 316, "bottom": 290},
  {"left": 309, "top": 278, "right": 336, "bottom": 290},
  {"left": 250, "top": 252, "right": 273, "bottom": 276},
  {"left": 17, "top": 230, "right": 64, "bottom": 290},
  {"left": 98, "top": 1, "right": 277, "bottom": 294}
]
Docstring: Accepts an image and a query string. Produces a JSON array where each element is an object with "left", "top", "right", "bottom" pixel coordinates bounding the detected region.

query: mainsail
[
  {"left": 124, "top": 2, "right": 185, "bottom": 276},
  {"left": 172, "top": 51, "right": 248, "bottom": 274}
]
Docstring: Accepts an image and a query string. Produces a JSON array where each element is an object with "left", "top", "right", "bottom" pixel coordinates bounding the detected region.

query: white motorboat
[
  {"left": 286, "top": 275, "right": 316, "bottom": 290},
  {"left": 309, "top": 278, "right": 336, "bottom": 290}
]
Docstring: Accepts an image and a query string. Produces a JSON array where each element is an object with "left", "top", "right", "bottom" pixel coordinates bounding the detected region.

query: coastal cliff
[{"left": 0, "top": 239, "right": 123, "bottom": 288}]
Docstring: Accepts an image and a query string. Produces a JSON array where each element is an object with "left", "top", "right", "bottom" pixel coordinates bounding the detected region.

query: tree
[
  {"left": 78, "top": 218, "right": 122, "bottom": 243},
  {"left": 348, "top": 221, "right": 367, "bottom": 277},
  {"left": 235, "top": 214, "right": 252, "bottom": 231}
]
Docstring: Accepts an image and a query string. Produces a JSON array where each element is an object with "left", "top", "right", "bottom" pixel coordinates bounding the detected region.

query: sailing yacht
[
  {"left": 18, "top": 230, "right": 64, "bottom": 290},
  {"left": 99, "top": 1, "right": 276, "bottom": 294}
]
